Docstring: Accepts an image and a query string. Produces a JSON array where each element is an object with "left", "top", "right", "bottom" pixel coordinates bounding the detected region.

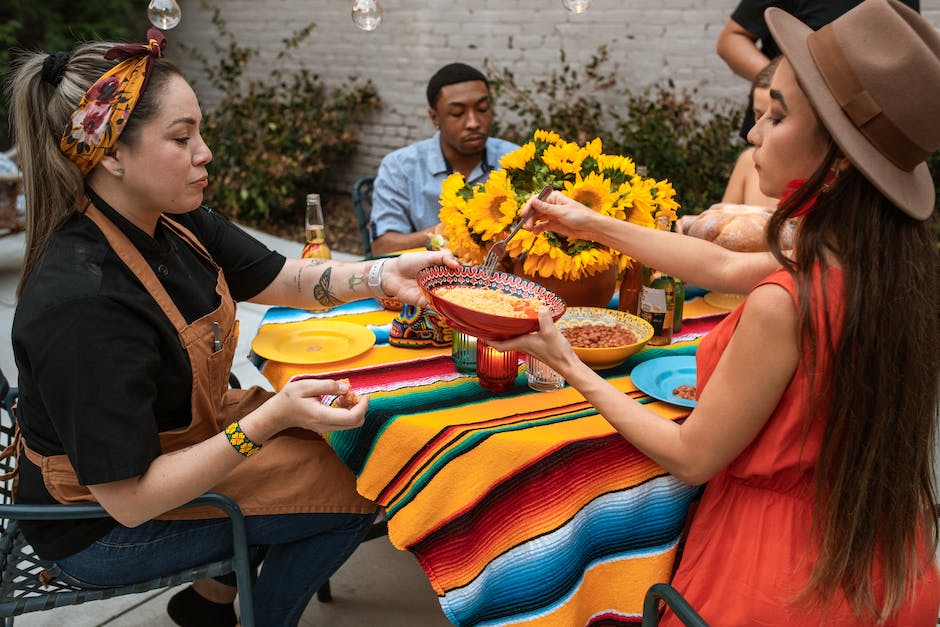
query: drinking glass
[
  {"left": 475, "top": 339, "right": 519, "bottom": 391},
  {"left": 525, "top": 354, "right": 565, "bottom": 392},
  {"left": 451, "top": 330, "right": 477, "bottom": 374}
]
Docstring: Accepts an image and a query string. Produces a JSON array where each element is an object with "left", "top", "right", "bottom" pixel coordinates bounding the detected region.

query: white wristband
[{"left": 368, "top": 258, "right": 389, "bottom": 299}]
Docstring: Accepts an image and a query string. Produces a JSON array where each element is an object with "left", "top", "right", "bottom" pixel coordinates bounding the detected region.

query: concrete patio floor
[{"left": 0, "top": 226, "right": 452, "bottom": 626}]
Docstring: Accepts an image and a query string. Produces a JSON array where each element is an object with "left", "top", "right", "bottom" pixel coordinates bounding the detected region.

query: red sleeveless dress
[{"left": 662, "top": 267, "right": 939, "bottom": 626}]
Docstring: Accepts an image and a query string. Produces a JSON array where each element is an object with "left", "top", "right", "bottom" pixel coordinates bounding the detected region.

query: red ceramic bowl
[{"left": 417, "top": 265, "right": 566, "bottom": 340}]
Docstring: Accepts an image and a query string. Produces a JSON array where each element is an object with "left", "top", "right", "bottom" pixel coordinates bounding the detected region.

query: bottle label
[{"left": 639, "top": 286, "right": 669, "bottom": 336}]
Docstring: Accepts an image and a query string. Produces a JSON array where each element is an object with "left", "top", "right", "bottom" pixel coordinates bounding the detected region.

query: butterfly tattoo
[{"left": 313, "top": 267, "right": 344, "bottom": 307}]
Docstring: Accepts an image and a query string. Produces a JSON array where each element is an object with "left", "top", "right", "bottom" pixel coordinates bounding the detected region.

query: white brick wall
[{"left": 169, "top": 0, "right": 940, "bottom": 192}]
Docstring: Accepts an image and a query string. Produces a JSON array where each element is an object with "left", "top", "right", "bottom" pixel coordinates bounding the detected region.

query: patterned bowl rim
[{"left": 417, "top": 265, "right": 567, "bottom": 316}]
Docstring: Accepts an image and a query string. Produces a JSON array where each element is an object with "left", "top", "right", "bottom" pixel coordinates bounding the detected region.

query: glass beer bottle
[
  {"left": 302, "top": 193, "right": 332, "bottom": 259},
  {"left": 638, "top": 214, "right": 676, "bottom": 345},
  {"left": 618, "top": 260, "right": 643, "bottom": 315}
]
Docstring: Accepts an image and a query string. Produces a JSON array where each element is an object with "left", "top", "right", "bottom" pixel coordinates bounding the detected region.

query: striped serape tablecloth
[{"left": 253, "top": 294, "right": 731, "bottom": 625}]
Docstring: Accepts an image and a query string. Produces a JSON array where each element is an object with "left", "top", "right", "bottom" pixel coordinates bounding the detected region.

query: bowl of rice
[
  {"left": 556, "top": 307, "right": 654, "bottom": 370},
  {"left": 417, "top": 265, "right": 566, "bottom": 340}
]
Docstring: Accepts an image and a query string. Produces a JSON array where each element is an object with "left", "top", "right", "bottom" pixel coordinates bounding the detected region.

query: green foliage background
[
  {"left": 184, "top": 5, "right": 381, "bottom": 225},
  {"left": 487, "top": 47, "right": 742, "bottom": 218},
  {"left": 0, "top": 0, "right": 149, "bottom": 149},
  {"left": 2, "top": 5, "right": 936, "bottom": 245}
]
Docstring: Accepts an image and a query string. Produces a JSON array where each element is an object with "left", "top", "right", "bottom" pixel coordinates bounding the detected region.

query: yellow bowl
[{"left": 556, "top": 307, "right": 654, "bottom": 370}]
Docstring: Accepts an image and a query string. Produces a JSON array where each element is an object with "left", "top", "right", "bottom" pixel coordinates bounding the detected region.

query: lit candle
[{"left": 475, "top": 339, "right": 519, "bottom": 391}]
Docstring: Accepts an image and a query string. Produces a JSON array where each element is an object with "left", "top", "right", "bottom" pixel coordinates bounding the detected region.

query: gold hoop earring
[{"left": 820, "top": 166, "right": 839, "bottom": 193}]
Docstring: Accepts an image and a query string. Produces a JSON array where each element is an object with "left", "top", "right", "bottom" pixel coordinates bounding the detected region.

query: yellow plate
[
  {"left": 251, "top": 320, "right": 376, "bottom": 364},
  {"left": 703, "top": 291, "right": 745, "bottom": 311}
]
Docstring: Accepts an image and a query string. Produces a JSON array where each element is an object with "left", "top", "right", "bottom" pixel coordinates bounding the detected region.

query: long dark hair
[{"left": 767, "top": 153, "right": 940, "bottom": 620}]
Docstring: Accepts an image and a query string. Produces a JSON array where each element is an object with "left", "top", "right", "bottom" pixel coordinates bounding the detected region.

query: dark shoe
[{"left": 167, "top": 584, "right": 237, "bottom": 627}]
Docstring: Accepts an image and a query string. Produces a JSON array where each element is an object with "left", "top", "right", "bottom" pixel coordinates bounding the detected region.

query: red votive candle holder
[{"left": 475, "top": 338, "right": 519, "bottom": 391}]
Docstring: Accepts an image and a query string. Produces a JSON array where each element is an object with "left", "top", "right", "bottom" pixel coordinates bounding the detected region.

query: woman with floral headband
[
  {"left": 494, "top": 0, "right": 939, "bottom": 624},
  {"left": 6, "top": 28, "right": 456, "bottom": 627}
]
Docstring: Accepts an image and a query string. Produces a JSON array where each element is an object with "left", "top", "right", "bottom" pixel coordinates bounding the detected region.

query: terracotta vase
[{"left": 512, "top": 260, "right": 618, "bottom": 309}]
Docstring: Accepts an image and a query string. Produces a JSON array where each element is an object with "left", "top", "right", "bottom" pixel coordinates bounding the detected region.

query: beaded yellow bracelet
[{"left": 224, "top": 421, "right": 262, "bottom": 458}]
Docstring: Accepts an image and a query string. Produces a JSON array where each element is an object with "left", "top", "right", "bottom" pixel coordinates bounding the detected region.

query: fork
[{"left": 481, "top": 184, "right": 553, "bottom": 274}]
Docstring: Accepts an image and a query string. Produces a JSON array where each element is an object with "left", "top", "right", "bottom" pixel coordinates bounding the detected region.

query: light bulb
[
  {"left": 562, "top": 0, "right": 591, "bottom": 13},
  {"left": 148, "top": 0, "right": 182, "bottom": 30},
  {"left": 352, "top": 0, "right": 383, "bottom": 31}
]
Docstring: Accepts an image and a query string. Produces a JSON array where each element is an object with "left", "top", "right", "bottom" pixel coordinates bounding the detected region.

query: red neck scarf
[{"left": 778, "top": 179, "right": 817, "bottom": 217}]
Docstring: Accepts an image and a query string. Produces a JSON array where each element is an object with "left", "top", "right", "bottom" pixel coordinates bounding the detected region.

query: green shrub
[
  {"left": 0, "top": 1, "right": 149, "bottom": 149},
  {"left": 184, "top": 3, "right": 381, "bottom": 224},
  {"left": 608, "top": 85, "right": 742, "bottom": 216},
  {"left": 486, "top": 47, "right": 742, "bottom": 218},
  {"left": 486, "top": 46, "right": 619, "bottom": 148}
]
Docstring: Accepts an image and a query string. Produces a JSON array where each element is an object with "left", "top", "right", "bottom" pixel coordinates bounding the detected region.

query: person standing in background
[{"left": 716, "top": 0, "right": 921, "bottom": 140}]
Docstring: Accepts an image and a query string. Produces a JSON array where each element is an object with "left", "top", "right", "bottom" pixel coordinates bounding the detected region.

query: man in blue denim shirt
[{"left": 370, "top": 63, "right": 518, "bottom": 257}]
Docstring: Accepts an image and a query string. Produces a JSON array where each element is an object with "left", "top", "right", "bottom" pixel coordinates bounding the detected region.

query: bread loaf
[{"left": 676, "top": 203, "right": 795, "bottom": 252}]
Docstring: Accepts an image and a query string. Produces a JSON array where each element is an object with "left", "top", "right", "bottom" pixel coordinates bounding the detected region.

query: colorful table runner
[{"left": 252, "top": 296, "right": 731, "bottom": 625}]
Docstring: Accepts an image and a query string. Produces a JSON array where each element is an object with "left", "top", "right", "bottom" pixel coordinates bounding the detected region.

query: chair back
[
  {"left": 0, "top": 369, "right": 15, "bottom": 512},
  {"left": 352, "top": 175, "right": 376, "bottom": 258},
  {"left": 0, "top": 368, "right": 257, "bottom": 625}
]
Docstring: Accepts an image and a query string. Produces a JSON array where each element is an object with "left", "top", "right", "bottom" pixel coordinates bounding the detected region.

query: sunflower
[
  {"left": 597, "top": 154, "right": 636, "bottom": 180},
  {"left": 563, "top": 171, "right": 615, "bottom": 216},
  {"left": 541, "top": 142, "right": 583, "bottom": 176},
  {"left": 436, "top": 129, "right": 679, "bottom": 281},
  {"left": 499, "top": 142, "right": 536, "bottom": 171},
  {"left": 464, "top": 169, "right": 518, "bottom": 241},
  {"left": 533, "top": 129, "right": 563, "bottom": 145}
]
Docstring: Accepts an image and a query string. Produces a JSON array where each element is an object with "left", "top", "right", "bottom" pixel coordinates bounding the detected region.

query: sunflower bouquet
[{"left": 438, "top": 130, "right": 679, "bottom": 281}]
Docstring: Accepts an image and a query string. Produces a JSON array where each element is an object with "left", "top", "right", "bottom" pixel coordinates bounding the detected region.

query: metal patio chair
[
  {"left": 0, "top": 368, "right": 257, "bottom": 626},
  {"left": 352, "top": 174, "right": 376, "bottom": 258},
  {"left": 642, "top": 582, "right": 709, "bottom": 626}
]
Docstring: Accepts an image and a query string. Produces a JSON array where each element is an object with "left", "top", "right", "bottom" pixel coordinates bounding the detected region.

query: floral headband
[{"left": 59, "top": 28, "right": 167, "bottom": 176}]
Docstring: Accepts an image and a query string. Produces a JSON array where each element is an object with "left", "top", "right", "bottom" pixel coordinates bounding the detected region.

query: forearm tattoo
[
  {"left": 296, "top": 259, "right": 328, "bottom": 293},
  {"left": 313, "top": 267, "right": 344, "bottom": 307},
  {"left": 348, "top": 272, "right": 365, "bottom": 291}
]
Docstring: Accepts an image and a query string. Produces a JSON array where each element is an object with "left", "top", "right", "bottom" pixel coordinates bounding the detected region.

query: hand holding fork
[{"left": 481, "top": 184, "right": 553, "bottom": 274}]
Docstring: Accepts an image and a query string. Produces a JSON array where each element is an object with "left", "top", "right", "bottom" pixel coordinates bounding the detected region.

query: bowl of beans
[{"left": 556, "top": 307, "right": 654, "bottom": 370}]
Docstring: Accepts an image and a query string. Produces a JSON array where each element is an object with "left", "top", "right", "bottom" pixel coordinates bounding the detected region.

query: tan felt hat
[{"left": 766, "top": 0, "right": 940, "bottom": 220}]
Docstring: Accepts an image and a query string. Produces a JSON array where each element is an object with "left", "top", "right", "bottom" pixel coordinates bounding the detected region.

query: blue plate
[{"left": 630, "top": 355, "right": 697, "bottom": 408}]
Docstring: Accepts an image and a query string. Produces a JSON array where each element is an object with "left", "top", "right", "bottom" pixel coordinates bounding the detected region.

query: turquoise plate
[{"left": 630, "top": 355, "right": 697, "bottom": 408}]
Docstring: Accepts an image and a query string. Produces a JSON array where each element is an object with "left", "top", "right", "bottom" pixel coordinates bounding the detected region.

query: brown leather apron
[{"left": 19, "top": 204, "right": 374, "bottom": 519}]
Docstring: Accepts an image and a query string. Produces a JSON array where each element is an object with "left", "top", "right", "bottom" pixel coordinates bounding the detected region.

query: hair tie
[{"left": 41, "top": 51, "right": 71, "bottom": 87}]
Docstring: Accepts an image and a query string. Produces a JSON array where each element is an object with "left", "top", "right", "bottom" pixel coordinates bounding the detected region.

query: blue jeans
[{"left": 43, "top": 511, "right": 376, "bottom": 627}]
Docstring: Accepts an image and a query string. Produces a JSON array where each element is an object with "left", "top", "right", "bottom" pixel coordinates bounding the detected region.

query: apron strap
[
  {"left": 160, "top": 214, "right": 217, "bottom": 268},
  {"left": 83, "top": 203, "right": 189, "bottom": 333}
]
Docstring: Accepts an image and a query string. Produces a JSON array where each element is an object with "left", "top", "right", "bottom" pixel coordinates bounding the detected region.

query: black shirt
[
  {"left": 730, "top": 0, "right": 921, "bottom": 139},
  {"left": 731, "top": 0, "right": 921, "bottom": 59},
  {"left": 12, "top": 193, "right": 285, "bottom": 559}
]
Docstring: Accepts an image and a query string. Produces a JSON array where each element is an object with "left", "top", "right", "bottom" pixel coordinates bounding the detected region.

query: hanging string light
[
  {"left": 352, "top": 0, "right": 383, "bottom": 31},
  {"left": 147, "top": 0, "right": 182, "bottom": 29},
  {"left": 562, "top": 0, "right": 591, "bottom": 13}
]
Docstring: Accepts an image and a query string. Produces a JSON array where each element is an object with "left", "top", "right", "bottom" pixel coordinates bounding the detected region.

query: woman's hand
[
  {"left": 268, "top": 377, "right": 369, "bottom": 435},
  {"left": 489, "top": 309, "right": 581, "bottom": 375},
  {"left": 520, "top": 191, "right": 603, "bottom": 241},
  {"left": 383, "top": 250, "right": 460, "bottom": 307}
]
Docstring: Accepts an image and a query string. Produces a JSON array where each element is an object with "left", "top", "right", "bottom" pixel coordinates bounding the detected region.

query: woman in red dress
[{"left": 495, "top": 1, "right": 940, "bottom": 623}]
